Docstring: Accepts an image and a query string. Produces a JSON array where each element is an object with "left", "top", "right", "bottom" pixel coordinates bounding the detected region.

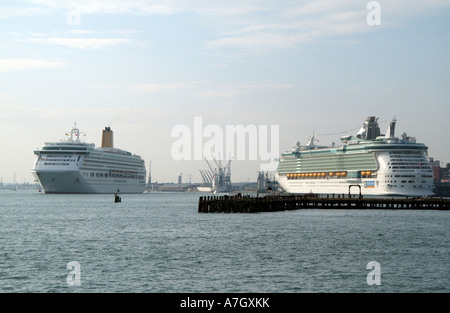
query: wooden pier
[{"left": 198, "top": 194, "right": 450, "bottom": 213}]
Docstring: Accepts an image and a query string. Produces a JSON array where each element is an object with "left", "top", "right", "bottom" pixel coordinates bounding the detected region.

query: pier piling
[{"left": 198, "top": 194, "right": 450, "bottom": 213}]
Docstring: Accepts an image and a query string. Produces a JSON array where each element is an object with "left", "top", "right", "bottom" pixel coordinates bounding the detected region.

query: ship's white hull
[
  {"left": 196, "top": 186, "right": 212, "bottom": 192},
  {"left": 275, "top": 174, "right": 434, "bottom": 197},
  {"left": 32, "top": 125, "right": 146, "bottom": 194},
  {"left": 33, "top": 170, "right": 145, "bottom": 194},
  {"left": 212, "top": 187, "right": 230, "bottom": 194},
  {"left": 196, "top": 186, "right": 231, "bottom": 193},
  {"left": 275, "top": 116, "right": 435, "bottom": 197}
]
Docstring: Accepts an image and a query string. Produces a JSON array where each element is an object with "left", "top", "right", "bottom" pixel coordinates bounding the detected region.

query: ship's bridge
[{"left": 34, "top": 143, "right": 94, "bottom": 155}]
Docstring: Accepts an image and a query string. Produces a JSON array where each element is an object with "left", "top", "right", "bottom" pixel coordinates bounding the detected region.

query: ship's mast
[
  {"left": 147, "top": 160, "right": 152, "bottom": 186},
  {"left": 70, "top": 123, "right": 80, "bottom": 142}
]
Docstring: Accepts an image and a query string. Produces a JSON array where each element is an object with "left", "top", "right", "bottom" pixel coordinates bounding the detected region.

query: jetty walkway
[{"left": 198, "top": 194, "right": 450, "bottom": 213}]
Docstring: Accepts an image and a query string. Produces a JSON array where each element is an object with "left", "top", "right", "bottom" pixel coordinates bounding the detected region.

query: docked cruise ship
[
  {"left": 32, "top": 125, "right": 146, "bottom": 194},
  {"left": 275, "top": 117, "right": 434, "bottom": 196}
]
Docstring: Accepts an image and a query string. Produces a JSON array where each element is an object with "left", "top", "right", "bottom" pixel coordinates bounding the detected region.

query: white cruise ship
[
  {"left": 275, "top": 117, "right": 434, "bottom": 196},
  {"left": 32, "top": 125, "right": 146, "bottom": 194}
]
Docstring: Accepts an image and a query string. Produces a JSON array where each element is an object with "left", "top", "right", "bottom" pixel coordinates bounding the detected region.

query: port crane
[{"left": 199, "top": 156, "right": 232, "bottom": 193}]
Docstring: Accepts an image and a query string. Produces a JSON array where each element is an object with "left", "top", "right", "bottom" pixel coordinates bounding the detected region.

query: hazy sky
[{"left": 1, "top": 0, "right": 449, "bottom": 184}]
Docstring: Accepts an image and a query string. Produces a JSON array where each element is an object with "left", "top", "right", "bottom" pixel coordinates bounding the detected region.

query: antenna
[{"left": 147, "top": 160, "right": 152, "bottom": 185}]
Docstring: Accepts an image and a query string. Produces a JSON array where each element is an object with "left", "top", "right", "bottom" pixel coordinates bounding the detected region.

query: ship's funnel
[
  {"left": 356, "top": 116, "right": 381, "bottom": 140},
  {"left": 385, "top": 118, "right": 397, "bottom": 139},
  {"left": 102, "top": 127, "right": 113, "bottom": 148}
]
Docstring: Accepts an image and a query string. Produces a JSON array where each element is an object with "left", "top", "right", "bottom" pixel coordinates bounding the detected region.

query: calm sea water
[{"left": 0, "top": 189, "right": 448, "bottom": 293}]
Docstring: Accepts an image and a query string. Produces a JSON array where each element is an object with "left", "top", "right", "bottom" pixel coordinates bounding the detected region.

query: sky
[{"left": 0, "top": 0, "right": 449, "bottom": 184}]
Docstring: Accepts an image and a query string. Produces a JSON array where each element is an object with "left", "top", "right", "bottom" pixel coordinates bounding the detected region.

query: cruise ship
[
  {"left": 275, "top": 117, "right": 434, "bottom": 196},
  {"left": 32, "top": 125, "right": 146, "bottom": 194}
]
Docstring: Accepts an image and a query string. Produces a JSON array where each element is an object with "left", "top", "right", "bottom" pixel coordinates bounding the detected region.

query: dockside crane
[{"left": 202, "top": 156, "right": 232, "bottom": 193}]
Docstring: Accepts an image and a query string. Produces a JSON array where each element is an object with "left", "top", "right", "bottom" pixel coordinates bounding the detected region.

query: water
[{"left": 0, "top": 189, "right": 448, "bottom": 293}]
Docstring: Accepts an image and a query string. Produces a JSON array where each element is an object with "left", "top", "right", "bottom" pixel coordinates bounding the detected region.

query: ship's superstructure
[
  {"left": 32, "top": 124, "right": 146, "bottom": 194},
  {"left": 275, "top": 117, "right": 434, "bottom": 196},
  {"left": 198, "top": 157, "right": 232, "bottom": 193}
]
